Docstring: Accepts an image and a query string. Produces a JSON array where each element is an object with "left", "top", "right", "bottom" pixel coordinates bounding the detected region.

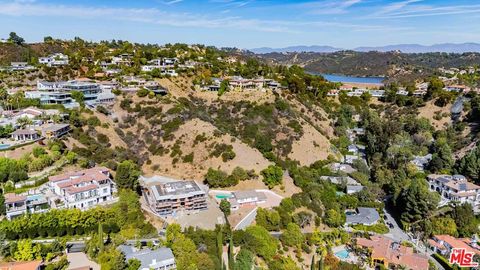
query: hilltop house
[
  {"left": 48, "top": 167, "right": 116, "bottom": 210},
  {"left": 427, "top": 174, "right": 480, "bottom": 212},
  {"left": 39, "top": 53, "right": 69, "bottom": 67}
]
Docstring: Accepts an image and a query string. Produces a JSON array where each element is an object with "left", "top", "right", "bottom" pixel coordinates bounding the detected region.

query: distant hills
[{"left": 250, "top": 43, "right": 480, "bottom": 54}]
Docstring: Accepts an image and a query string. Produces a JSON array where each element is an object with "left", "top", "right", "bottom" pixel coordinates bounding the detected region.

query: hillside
[{"left": 255, "top": 50, "right": 480, "bottom": 82}]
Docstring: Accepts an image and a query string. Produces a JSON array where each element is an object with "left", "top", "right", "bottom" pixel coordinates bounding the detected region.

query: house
[
  {"left": 48, "top": 167, "right": 116, "bottom": 210},
  {"left": 428, "top": 235, "right": 480, "bottom": 258},
  {"left": 229, "top": 190, "right": 267, "bottom": 210},
  {"left": 4, "top": 193, "right": 49, "bottom": 220},
  {"left": 10, "top": 62, "right": 34, "bottom": 71},
  {"left": 28, "top": 80, "right": 103, "bottom": 108},
  {"left": 41, "top": 123, "right": 70, "bottom": 139},
  {"left": 39, "top": 53, "right": 69, "bottom": 67},
  {"left": 345, "top": 207, "right": 380, "bottom": 226},
  {"left": 344, "top": 155, "right": 359, "bottom": 164},
  {"left": 111, "top": 54, "right": 133, "bottom": 66},
  {"left": 0, "top": 260, "right": 43, "bottom": 270},
  {"left": 369, "top": 90, "right": 386, "bottom": 97},
  {"left": 410, "top": 154, "right": 432, "bottom": 171},
  {"left": 144, "top": 177, "right": 208, "bottom": 216},
  {"left": 11, "top": 129, "right": 40, "bottom": 141},
  {"left": 118, "top": 245, "right": 176, "bottom": 270},
  {"left": 445, "top": 85, "right": 468, "bottom": 92},
  {"left": 356, "top": 235, "right": 429, "bottom": 270},
  {"left": 329, "top": 163, "right": 357, "bottom": 174},
  {"left": 427, "top": 174, "right": 480, "bottom": 212},
  {"left": 321, "top": 176, "right": 359, "bottom": 186}
]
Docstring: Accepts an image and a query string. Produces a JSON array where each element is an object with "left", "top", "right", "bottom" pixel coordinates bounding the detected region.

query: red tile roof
[
  {"left": 0, "top": 260, "right": 42, "bottom": 270},
  {"left": 66, "top": 184, "right": 98, "bottom": 194},
  {"left": 4, "top": 193, "right": 27, "bottom": 204},
  {"left": 433, "top": 235, "right": 480, "bottom": 256},
  {"left": 356, "top": 236, "right": 429, "bottom": 270}
]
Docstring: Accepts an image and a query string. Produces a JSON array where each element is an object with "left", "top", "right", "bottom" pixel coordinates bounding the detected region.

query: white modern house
[
  {"left": 48, "top": 167, "right": 116, "bottom": 210},
  {"left": 39, "top": 53, "right": 69, "bottom": 67},
  {"left": 26, "top": 80, "right": 112, "bottom": 108},
  {"left": 428, "top": 174, "right": 480, "bottom": 212}
]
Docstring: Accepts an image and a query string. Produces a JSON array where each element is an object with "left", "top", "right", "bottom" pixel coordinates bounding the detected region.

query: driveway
[
  {"left": 67, "top": 252, "right": 100, "bottom": 270},
  {"left": 383, "top": 209, "right": 409, "bottom": 242}
]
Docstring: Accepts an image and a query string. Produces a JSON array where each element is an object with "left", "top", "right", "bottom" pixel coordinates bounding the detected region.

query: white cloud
[
  {"left": 373, "top": 1, "right": 480, "bottom": 18},
  {"left": 300, "top": 0, "right": 363, "bottom": 15},
  {"left": 0, "top": 1, "right": 409, "bottom": 34}
]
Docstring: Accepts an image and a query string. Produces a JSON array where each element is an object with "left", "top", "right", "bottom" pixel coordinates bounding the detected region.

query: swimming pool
[
  {"left": 27, "top": 194, "right": 44, "bottom": 201},
  {"left": 216, "top": 194, "right": 232, "bottom": 199},
  {"left": 0, "top": 144, "right": 10, "bottom": 150},
  {"left": 334, "top": 249, "right": 350, "bottom": 260}
]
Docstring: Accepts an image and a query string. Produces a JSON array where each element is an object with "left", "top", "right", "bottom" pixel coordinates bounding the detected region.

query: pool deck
[{"left": 332, "top": 245, "right": 360, "bottom": 264}]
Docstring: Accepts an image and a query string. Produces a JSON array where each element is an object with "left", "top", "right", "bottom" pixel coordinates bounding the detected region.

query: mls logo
[{"left": 449, "top": 248, "right": 479, "bottom": 267}]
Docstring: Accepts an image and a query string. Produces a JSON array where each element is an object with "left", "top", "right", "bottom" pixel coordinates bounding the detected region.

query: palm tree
[{"left": 17, "top": 117, "right": 33, "bottom": 128}]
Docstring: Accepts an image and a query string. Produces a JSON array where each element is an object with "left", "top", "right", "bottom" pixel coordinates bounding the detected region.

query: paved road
[
  {"left": 383, "top": 209, "right": 409, "bottom": 242},
  {"left": 383, "top": 209, "right": 445, "bottom": 270},
  {"left": 234, "top": 207, "right": 258, "bottom": 230}
]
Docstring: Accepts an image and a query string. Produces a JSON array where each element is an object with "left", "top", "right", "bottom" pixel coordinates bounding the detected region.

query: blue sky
[{"left": 0, "top": 0, "right": 479, "bottom": 48}]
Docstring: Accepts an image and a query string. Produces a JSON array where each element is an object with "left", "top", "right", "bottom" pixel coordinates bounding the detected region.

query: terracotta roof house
[
  {"left": 48, "top": 167, "right": 115, "bottom": 210},
  {"left": 356, "top": 235, "right": 429, "bottom": 270},
  {"left": 0, "top": 260, "right": 43, "bottom": 270},
  {"left": 428, "top": 234, "right": 480, "bottom": 258}
]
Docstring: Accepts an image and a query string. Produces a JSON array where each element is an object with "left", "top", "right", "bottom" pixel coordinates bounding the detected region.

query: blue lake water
[{"left": 320, "top": 74, "right": 385, "bottom": 84}]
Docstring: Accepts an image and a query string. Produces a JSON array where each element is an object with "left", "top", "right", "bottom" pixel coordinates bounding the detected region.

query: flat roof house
[
  {"left": 118, "top": 245, "right": 176, "bottom": 270},
  {"left": 229, "top": 190, "right": 267, "bottom": 210},
  {"left": 146, "top": 179, "right": 208, "bottom": 216},
  {"left": 345, "top": 207, "right": 380, "bottom": 226},
  {"left": 4, "top": 193, "right": 49, "bottom": 220},
  {"left": 41, "top": 123, "right": 70, "bottom": 139}
]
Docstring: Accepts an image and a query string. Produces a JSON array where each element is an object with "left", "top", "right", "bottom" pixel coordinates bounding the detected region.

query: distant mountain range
[{"left": 250, "top": 43, "right": 480, "bottom": 54}]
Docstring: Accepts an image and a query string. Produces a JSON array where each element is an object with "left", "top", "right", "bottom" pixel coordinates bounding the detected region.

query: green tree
[
  {"left": 115, "top": 160, "right": 140, "bottom": 191},
  {"left": 127, "top": 259, "right": 141, "bottom": 270},
  {"left": 429, "top": 138, "right": 454, "bottom": 173},
  {"left": 14, "top": 239, "right": 40, "bottom": 261},
  {"left": 218, "top": 80, "right": 229, "bottom": 96},
  {"left": 396, "top": 179, "right": 440, "bottom": 223},
  {"left": 261, "top": 165, "right": 283, "bottom": 188},
  {"left": 324, "top": 209, "right": 345, "bottom": 227},
  {"left": 220, "top": 199, "right": 231, "bottom": 216},
  {"left": 70, "top": 91, "right": 85, "bottom": 104},
  {"left": 8, "top": 32, "right": 24, "bottom": 45},
  {"left": 0, "top": 192, "right": 5, "bottom": 215},
  {"left": 452, "top": 203, "right": 478, "bottom": 237},
  {"left": 244, "top": 225, "right": 278, "bottom": 260},
  {"left": 455, "top": 146, "right": 480, "bottom": 182},
  {"left": 431, "top": 217, "right": 457, "bottom": 236},
  {"left": 280, "top": 223, "right": 304, "bottom": 247},
  {"left": 234, "top": 249, "right": 254, "bottom": 270}
]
